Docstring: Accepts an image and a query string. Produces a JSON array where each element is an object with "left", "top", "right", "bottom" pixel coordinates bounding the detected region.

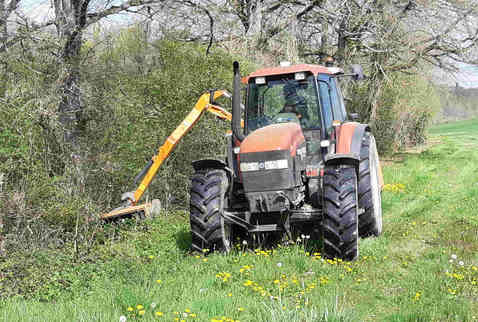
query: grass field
[{"left": 1, "top": 119, "right": 478, "bottom": 322}]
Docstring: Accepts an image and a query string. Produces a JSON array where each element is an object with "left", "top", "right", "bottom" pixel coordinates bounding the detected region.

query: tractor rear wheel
[
  {"left": 358, "top": 133, "right": 383, "bottom": 237},
  {"left": 322, "top": 166, "right": 359, "bottom": 261},
  {"left": 189, "top": 169, "right": 232, "bottom": 253}
]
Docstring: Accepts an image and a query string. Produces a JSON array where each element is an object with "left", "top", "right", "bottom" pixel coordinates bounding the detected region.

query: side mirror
[{"left": 350, "top": 64, "right": 364, "bottom": 81}]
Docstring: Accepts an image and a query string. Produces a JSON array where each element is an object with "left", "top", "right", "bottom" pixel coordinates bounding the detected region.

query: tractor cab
[{"left": 244, "top": 64, "right": 348, "bottom": 140}]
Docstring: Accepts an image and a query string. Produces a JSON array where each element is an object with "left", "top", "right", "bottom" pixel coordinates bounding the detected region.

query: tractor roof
[{"left": 244, "top": 64, "right": 342, "bottom": 83}]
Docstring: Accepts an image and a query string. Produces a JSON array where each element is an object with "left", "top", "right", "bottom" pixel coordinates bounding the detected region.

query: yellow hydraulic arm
[{"left": 101, "top": 90, "right": 235, "bottom": 220}]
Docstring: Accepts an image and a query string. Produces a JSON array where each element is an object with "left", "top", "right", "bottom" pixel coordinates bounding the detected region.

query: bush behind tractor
[{"left": 102, "top": 61, "right": 383, "bottom": 261}]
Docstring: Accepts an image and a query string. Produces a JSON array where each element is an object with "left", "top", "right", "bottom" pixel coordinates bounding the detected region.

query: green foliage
[
  {"left": 349, "top": 72, "right": 441, "bottom": 153},
  {"left": 434, "top": 86, "right": 478, "bottom": 123},
  {"left": 1, "top": 119, "right": 478, "bottom": 321},
  {"left": 0, "top": 27, "right": 253, "bottom": 254}
]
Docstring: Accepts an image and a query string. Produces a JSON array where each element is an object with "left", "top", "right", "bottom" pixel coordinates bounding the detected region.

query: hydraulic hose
[{"left": 232, "top": 61, "right": 245, "bottom": 142}]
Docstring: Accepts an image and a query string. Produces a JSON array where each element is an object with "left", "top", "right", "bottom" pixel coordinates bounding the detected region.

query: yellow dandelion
[
  {"left": 148, "top": 255, "right": 154, "bottom": 259},
  {"left": 273, "top": 279, "right": 280, "bottom": 284},
  {"left": 156, "top": 279, "right": 162, "bottom": 284},
  {"left": 414, "top": 292, "right": 421, "bottom": 301},
  {"left": 190, "top": 313, "right": 197, "bottom": 317},
  {"left": 203, "top": 258, "right": 208, "bottom": 262},
  {"left": 185, "top": 309, "right": 191, "bottom": 313},
  {"left": 227, "top": 293, "right": 233, "bottom": 297},
  {"left": 136, "top": 304, "right": 144, "bottom": 310},
  {"left": 155, "top": 311, "right": 164, "bottom": 316},
  {"left": 138, "top": 310, "right": 145, "bottom": 316},
  {"left": 127, "top": 307, "right": 134, "bottom": 312},
  {"left": 237, "top": 307, "right": 245, "bottom": 312}
]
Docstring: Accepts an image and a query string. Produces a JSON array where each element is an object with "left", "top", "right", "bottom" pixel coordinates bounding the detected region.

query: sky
[{"left": 18, "top": 1, "right": 478, "bottom": 88}]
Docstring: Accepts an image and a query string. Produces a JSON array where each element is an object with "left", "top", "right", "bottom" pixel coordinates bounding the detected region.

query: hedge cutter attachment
[{"left": 100, "top": 90, "right": 234, "bottom": 221}]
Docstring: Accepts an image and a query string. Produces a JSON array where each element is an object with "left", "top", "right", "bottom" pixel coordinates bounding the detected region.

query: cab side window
[
  {"left": 318, "top": 81, "right": 333, "bottom": 131},
  {"left": 329, "top": 78, "right": 346, "bottom": 122}
]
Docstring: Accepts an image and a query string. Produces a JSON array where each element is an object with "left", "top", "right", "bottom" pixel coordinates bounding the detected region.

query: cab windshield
[{"left": 246, "top": 75, "right": 321, "bottom": 133}]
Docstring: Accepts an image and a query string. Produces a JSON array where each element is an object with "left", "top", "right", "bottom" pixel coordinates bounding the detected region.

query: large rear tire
[
  {"left": 358, "top": 133, "right": 383, "bottom": 237},
  {"left": 189, "top": 169, "right": 232, "bottom": 253},
  {"left": 322, "top": 166, "right": 359, "bottom": 261}
]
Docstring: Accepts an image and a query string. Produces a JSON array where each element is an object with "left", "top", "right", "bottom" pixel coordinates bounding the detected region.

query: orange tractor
[{"left": 103, "top": 61, "right": 383, "bottom": 261}]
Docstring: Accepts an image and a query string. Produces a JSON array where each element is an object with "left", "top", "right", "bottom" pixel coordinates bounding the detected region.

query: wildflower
[
  {"left": 202, "top": 248, "right": 209, "bottom": 253},
  {"left": 148, "top": 255, "right": 154, "bottom": 259},
  {"left": 127, "top": 307, "right": 134, "bottom": 312},
  {"left": 451, "top": 254, "right": 457, "bottom": 260},
  {"left": 242, "top": 240, "right": 248, "bottom": 245},
  {"left": 203, "top": 258, "right": 208, "bottom": 262},
  {"left": 459, "top": 261, "right": 464, "bottom": 266},
  {"left": 227, "top": 293, "right": 232, "bottom": 297},
  {"left": 190, "top": 313, "right": 197, "bottom": 317},
  {"left": 414, "top": 292, "right": 421, "bottom": 301},
  {"left": 237, "top": 307, "right": 245, "bottom": 312},
  {"left": 185, "top": 309, "right": 191, "bottom": 313},
  {"left": 277, "top": 262, "right": 283, "bottom": 268},
  {"left": 155, "top": 312, "right": 164, "bottom": 317},
  {"left": 151, "top": 302, "right": 156, "bottom": 309},
  {"left": 273, "top": 279, "right": 280, "bottom": 284},
  {"left": 136, "top": 305, "right": 144, "bottom": 310},
  {"left": 138, "top": 310, "right": 145, "bottom": 316},
  {"left": 156, "top": 279, "right": 162, "bottom": 284},
  {"left": 119, "top": 316, "right": 127, "bottom": 322}
]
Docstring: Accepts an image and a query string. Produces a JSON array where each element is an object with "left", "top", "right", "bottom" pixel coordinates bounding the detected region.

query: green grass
[{"left": 1, "top": 119, "right": 478, "bottom": 321}]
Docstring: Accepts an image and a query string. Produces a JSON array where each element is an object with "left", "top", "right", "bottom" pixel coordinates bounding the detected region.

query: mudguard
[
  {"left": 335, "top": 122, "right": 384, "bottom": 189},
  {"left": 336, "top": 122, "right": 370, "bottom": 155},
  {"left": 192, "top": 159, "right": 231, "bottom": 173}
]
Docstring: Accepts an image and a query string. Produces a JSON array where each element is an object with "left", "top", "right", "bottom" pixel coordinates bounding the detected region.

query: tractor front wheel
[
  {"left": 358, "top": 133, "right": 383, "bottom": 237},
  {"left": 189, "top": 169, "right": 232, "bottom": 253},
  {"left": 322, "top": 166, "right": 359, "bottom": 261}
]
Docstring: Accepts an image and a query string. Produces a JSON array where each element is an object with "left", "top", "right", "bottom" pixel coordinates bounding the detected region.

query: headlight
[
  {"left": 240, "top": 159, "right": 288, "bottom": 172},
  {"left": 240, "top": 162, "right": 259, "bottom": 172},
  {"left": 264, "top": 159, "right": 288, "bottom": 170}
]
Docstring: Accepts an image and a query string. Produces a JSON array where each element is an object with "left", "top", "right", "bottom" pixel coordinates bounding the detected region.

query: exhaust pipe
[{"left": 232, "top": 61, "right": 245, "bottom": 142}]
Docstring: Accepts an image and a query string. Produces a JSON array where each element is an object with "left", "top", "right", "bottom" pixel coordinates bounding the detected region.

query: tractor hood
[{"left": 240, "top": 123, "right": 305, "bottom": 156}]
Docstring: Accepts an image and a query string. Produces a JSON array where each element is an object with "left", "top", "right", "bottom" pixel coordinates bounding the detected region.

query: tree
[
  {"left": 50, "top": 0, "right": 163, "bottom": 148},
  {"left": 0, "top": 0, "right": 21, "bottom": 51}
]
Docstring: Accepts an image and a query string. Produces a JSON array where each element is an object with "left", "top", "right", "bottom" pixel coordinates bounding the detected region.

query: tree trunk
[{"left": 54, "top": 0, "right": 89, "bottom": 147}]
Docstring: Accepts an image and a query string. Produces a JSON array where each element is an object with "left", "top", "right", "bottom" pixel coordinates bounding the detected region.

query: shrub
[{"left": 348, "top": 72, "right": 440, "bottom": 153}]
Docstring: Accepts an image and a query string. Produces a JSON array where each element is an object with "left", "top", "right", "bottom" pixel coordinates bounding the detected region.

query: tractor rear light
[
  {"left": 295, "top": 72, "right": 306, "bottom": 80},
  {"left": 264, "top": 159, "right": 288, "bottom": 170},
  {"left": 306, "top": 168, "right": 318, "bottom": 177},
  {"left": 233, "top": 147, "right": 240, "bottom": 154},
  {"left": 240, "top": 162, "right": 259, "bottom": 172},
  {"left": 255, "top": 76, "right": 266, "bottom": 84}
]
